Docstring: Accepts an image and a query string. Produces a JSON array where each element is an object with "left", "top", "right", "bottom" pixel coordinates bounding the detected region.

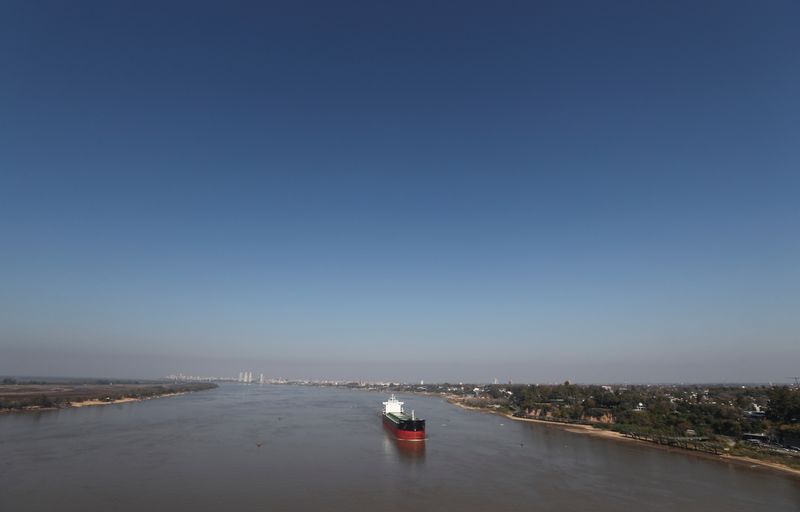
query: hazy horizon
[
  {"left": 3, "top": 345, "right": 797, "bottom": 385},
  {"left": 2, "top": 1, "right": 798, "bottom": 384}
]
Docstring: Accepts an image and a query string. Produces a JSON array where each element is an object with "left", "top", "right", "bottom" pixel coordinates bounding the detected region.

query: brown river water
[{"left": 1, "top": 384, "right": 798, "bottom": 511}]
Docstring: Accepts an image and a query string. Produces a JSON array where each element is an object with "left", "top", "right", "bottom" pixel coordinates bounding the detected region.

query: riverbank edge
[
  {"left": 0, "top": 386, "right": 216, "bottom": 414},
  {"left": 68, "top": 391, "right": 188, "bottom": 408},
  {"left": 447, "top": 398, "right": 800, "bottom": 478}
]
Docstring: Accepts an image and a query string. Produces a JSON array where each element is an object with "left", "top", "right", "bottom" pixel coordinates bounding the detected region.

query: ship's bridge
[{"left": 383, "top": 394, "right": 404, "bottom": 414}]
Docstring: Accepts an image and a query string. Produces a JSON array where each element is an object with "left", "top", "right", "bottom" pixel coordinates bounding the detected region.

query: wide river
[{"left": 2, "top": 384, "right": 798, "bottom": 511}]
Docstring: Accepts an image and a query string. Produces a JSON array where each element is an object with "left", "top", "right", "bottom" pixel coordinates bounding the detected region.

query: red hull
[{"left": 382, "top": 415, "right": 426, "bottom": 441}]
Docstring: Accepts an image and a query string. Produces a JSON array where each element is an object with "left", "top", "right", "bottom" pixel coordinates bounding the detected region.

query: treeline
[
  {"left": 0, "top": 382, "right": 217, "bottom": 411},
  {"left": 469, "top": 383, "right": 798, "bottom": 440},
  {"left": 766, "top": 386, "right": 800, "bottom": 423}
]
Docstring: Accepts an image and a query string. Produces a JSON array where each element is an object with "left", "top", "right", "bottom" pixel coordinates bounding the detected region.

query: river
[{"left": 1, "top": 384, "right": 798, "bottom": 511}]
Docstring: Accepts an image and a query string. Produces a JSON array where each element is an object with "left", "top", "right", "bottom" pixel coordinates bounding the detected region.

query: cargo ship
[{"left": 382, "top": 394, "right": 425, "bottom": 441}]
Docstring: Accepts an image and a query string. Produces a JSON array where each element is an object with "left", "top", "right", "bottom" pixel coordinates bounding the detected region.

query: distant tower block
[
  {"left": 238, "top": 372, "right": 244, "bottom": 382},
  {"left": 259, "top": 373, "right": 264, "bottom": 384}
]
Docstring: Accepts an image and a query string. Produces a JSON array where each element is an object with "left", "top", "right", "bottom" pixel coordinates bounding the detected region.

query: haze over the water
[{"left": 1, "top": 1, "right": 798, "bottom": 383}]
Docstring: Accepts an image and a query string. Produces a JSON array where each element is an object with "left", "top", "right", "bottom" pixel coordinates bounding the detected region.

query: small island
[{"left": 0, "top": 378, "right": 217, "bottom": 412}]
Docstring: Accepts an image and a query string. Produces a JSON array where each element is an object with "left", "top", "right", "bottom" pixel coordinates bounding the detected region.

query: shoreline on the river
[
  {"left": 68, "top": 391, "right": 189, "bottom": 408},
  {"left": 0, "top": 382, "right": 216, "bottom": 414},
  {"left": 447, "top": 398, "right": 800, "bottom": 478}
]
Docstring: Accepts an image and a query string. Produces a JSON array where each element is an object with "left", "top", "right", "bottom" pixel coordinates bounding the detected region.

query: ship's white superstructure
[{"left": 383, "top": 394, "right": 404, "bottom": 415}]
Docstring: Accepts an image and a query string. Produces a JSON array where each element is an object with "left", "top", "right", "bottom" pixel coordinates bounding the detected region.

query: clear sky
[{"left": 1, "top": 1, "right": 798, "bottom": 383}]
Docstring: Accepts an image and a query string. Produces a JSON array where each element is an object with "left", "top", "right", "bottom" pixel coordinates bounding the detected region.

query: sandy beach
[
  {"left": 69, "top": 392, "right": 187, "bottom": 408},
  {"left": 70, "top": 397, "right": 140, "bottom": 407}
]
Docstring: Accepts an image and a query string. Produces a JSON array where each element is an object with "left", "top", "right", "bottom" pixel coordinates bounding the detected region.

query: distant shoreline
[
  {"left": 0, "top": 382, "right": 216, "bottom": 414},
  {"left": 447, "top": 399, "right": 800, "bottom": 479}
]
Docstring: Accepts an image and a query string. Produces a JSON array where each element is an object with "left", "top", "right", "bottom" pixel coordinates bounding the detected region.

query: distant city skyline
[
  {"left": 1, "top": 1, "right": 798, "bottom": 383},
  {"left": 4, "top": 346, "right": 797, "bottom": 385}
]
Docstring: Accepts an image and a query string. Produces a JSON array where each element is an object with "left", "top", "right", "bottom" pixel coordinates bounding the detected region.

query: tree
[{"left": 767, "top": 386, "right": 800, "bottom": 423}]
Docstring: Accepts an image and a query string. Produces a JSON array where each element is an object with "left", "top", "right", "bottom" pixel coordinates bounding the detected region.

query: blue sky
[{"left": 1, "top": 1, "right": 798, "bottom": 382}]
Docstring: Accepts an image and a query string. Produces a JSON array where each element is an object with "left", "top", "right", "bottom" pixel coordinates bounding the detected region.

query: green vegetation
[
  {"left": 0, "top": 381, "right": 217, "bottom": 411},
  {"left": 766, "top": 386, "right": 800, "bottom": 423},
  {"left": 448, "top": 383, "right": 787, "bottom": 438},
  {"left": 355, "top": 380, "right": 800, "bottom": 469}
]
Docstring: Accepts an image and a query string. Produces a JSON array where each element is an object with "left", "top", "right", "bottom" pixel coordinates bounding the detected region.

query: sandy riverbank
[
  {"left": 70, "top": 397, "right": 140, "bottom": 407},
  {"left": 69, "top": 392, "right": 187, "bottom": 408},
  {"left": 447, "top": 399, "right": 800, "bottom": 478}
]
